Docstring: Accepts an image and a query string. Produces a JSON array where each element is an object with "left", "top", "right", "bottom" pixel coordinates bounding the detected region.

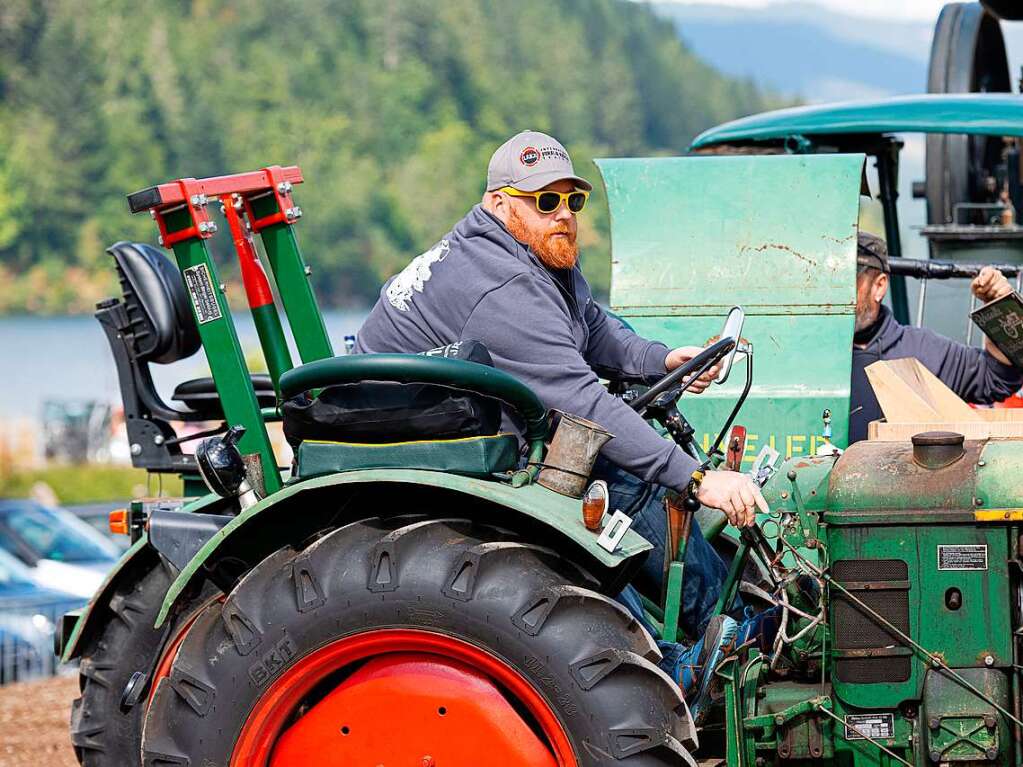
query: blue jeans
[{"left": 592, "top": 456, "right": 735, "bottom": 640}]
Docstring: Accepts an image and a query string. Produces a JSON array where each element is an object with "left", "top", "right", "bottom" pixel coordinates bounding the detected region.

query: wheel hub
[
  {"left": 231, "top": 629, "right": 576, "bottom": 767},
  {"left": 271, "top": 653, "right": 558, "bottom": 766}
]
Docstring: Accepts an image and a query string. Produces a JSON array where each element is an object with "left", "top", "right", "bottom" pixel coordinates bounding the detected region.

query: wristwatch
[{"left": 687, "top": 468, "right": 705, "bottom": 499}]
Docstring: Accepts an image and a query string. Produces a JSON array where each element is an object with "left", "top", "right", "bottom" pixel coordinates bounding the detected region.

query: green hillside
[{"left": 0, "top": 0, "right": 779, "bottom": 314}]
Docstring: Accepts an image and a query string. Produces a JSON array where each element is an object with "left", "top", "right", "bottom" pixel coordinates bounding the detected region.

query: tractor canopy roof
[{"left": 690, "top": 94, "right": 1023, "bottom": 150}]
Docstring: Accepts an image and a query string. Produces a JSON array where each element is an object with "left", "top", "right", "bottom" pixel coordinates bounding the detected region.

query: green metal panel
[
  {"left": 251, "top": 301, "right": 294, "bottom": 396},
  {"left": 597, "top": 154, "right": 863, "bottom": 456},
  {"left": 975, "top": 439, "right": 1023, "bottom": 511},
  {"left": 690, "top": 94, "right": 1023, "bottom": 150},
  {"left": 921, "top": 669, "right": 1012, "bottom": 766},
  {"left": 155, "top": 469, "right": 652, "bottom": 627},
  {"left": 826, "top": 522, "right": 1013, "bottom": 710},
  {"left": 256, "top": 220, "right": 334, "bottom": 363},
  {"left": 168, "top": 232, "right": 281, "bottom": 492}
]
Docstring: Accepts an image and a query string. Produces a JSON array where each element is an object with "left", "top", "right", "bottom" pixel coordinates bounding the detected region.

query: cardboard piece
[{"left": 971, "top": 292, "right": 1023, "bottom": 368}]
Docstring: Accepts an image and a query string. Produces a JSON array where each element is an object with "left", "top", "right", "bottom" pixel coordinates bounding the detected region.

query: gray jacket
[
  {"left": 355, "top": 204, "right": 699, "bottom": 490},
  {"left": 850, "top": 305, "right": 1023, "bottom": 442}
]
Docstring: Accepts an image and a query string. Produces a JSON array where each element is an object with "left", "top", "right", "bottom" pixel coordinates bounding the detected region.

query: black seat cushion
[
  {"left": 281, "top": 341, "right": 502, "bottom": 449},
  {"left": 173, "top": 375, "right": 276, "bottom": 420},
  {"left": 107, "top": 242, "right": 200, "bottom": 364}
]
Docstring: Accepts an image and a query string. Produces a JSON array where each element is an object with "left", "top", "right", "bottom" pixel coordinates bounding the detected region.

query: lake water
[{"left": 0, "top": 310, "right": 369, "bottom": 421}]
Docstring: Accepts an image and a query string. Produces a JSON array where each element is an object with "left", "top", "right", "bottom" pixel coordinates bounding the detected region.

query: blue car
[
  {"left": 0, "top": 499, "right": 121, "bottom": 599},
  {"left": 0, "top": 547, "right": 84, "bottom": 683}
]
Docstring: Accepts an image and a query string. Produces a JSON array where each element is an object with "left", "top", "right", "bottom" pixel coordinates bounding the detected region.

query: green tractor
[
  {"left": 54, "top": 9, "right": 1023, "bottom": 759},
  {"left": 58, "top": 142, "right": 1023, "bottom": 767}
]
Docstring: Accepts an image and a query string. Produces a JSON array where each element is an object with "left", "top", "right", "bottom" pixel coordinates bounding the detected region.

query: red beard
[{"left": 507, "top": 207, "right": 579, "bottom": 270}]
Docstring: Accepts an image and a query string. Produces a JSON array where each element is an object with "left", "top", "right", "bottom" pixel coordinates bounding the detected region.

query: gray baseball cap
[
  {"left": 857, "top": 231, "right": 890, "bottom": 273},
  {"left": 486, "top": 130, "right": 593, "bottom": 193}
]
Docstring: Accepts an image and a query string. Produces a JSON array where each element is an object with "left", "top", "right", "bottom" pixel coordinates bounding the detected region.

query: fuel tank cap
[{"left": 911, "top": 431, "right": 965, "bottom": 469}]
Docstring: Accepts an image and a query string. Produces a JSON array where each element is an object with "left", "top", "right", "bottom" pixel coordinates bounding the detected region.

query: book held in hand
[{"left": 971, "top": 291, "right": 1023, "bottom": 368}]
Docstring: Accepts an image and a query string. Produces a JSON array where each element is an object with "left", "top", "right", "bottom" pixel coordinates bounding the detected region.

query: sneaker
[{"left": 674, "top": 614, "right": 738, "bottom": 726}]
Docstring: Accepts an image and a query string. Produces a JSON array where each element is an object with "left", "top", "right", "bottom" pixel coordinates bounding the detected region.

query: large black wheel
[
  {"left": 141, "top": 515, "right": 696, "bottom": 767},
  {"left": 981, "top": 0, "right": 1023, "bottom": 20},
  {"left": 70, "top": 557, "right": 214, "bottom": 766},
  {"left": 925, "top": 3, "right": 1011, "bottom": 225}
]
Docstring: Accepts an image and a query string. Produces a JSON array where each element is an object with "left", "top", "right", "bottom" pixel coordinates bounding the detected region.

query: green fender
[
  {"left": 154, "top": 469, "right": 653, "bottom": 629},
  {"left": 60, "top": 493, "right": 226, "bottom": 663}
]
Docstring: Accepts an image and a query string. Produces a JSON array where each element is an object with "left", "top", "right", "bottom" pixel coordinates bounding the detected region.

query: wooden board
[
  {"left": 889, "top": 358, "right": 981, "bottom": 422},
  {"left": 864, "top": 361, "right": 942, "bottom": 422},
  {"left": 868, "top": 409, "right": 1023, "bottom": 441},
  {"left": 865, "top": 358, "right": 981, "bottom": 424}
]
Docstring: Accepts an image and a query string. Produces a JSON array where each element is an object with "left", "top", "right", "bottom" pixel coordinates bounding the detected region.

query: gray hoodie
[
  {"left": 850, "top": 304, "right": 1023, "bottom": 443},
  {"left": 355, "top": 204, "right": 700, "bottom": 491}
]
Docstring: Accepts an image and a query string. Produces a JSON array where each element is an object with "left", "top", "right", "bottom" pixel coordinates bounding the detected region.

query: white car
[{"left": 0, "top": 500, "right": 120, "bottom": 599}]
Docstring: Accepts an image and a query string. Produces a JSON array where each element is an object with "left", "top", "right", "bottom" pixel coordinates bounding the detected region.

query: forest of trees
[{"left": 0, "top": 0, "right": 779, "bottom": 314}]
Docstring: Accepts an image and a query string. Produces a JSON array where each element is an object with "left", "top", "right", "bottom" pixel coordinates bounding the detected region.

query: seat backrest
[{"left": 107, "top": 241, "right": 201, "bottom": 364}]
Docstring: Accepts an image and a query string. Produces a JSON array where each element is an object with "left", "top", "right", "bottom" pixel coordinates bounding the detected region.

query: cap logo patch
[{"left": 519, "top": 147, "right": 540, "bottom": 167}]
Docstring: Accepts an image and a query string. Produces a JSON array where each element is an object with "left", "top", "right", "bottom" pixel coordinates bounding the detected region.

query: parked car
[
  {"left": 65, "top": 502, "right": 132, "bottom": 552},
  {"left": 0, "top": 547, "right": 83, "bottom": 683},
  {"left": 0, "top": 499, "right": 120, "bottom": 599}
]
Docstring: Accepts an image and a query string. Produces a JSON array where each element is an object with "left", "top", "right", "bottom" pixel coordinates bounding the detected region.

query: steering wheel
[
  {"left": 627, "top": 337, "right": 737, "bottom": 463},
  {"left": 628, "top": 337, "right": 737, "bottom": 417}
]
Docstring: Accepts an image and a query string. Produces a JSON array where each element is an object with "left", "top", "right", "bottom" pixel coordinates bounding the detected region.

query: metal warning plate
[
  {"left": 845, "top": 713, "right": 894, "bottom": 741},
  {"left": 937, "top": 544, "right": 988, "bottom": 571},
  {"left": 183, "top": 263, "right": 223, "bottom": 324}
]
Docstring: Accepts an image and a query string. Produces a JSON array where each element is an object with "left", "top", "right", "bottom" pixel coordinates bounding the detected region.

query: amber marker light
[
  {"left": 582, "top": 480, "right": 609, "bottom": 531},
  {"left": 109, "top": 509, "right": 130, "bottom": 536}
]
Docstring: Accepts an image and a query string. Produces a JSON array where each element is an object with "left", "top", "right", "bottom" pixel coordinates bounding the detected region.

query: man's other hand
[
  {"left": 972, "top": 267, "right": 1013, "bottom": 304},
  {"left": 665, "top": 345, "right": 721, "bottom": 394},
  {"left": 695, "top": 470, "right": 768, "bottom": 528}
]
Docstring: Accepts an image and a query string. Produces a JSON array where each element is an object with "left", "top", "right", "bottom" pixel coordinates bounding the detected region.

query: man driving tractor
[
  {"left": 849, "top": 232, "right": 1023, "bottom": 442},
  {"left": 355, "top": 130, "right": 773, "bottom": 718}
]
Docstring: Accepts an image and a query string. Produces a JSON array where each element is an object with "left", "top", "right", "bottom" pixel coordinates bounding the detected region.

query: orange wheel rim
[{"left": 231, "top": 629, "right": 578, "bottom": 767}]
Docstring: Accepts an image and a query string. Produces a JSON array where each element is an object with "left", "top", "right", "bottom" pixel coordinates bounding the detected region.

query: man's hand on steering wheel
[
  {"left": 695, "top": 470, "right": 768, "bottom": 528},
  {"left": 665, "top": 346, "right": 722, "bottom": 394}
]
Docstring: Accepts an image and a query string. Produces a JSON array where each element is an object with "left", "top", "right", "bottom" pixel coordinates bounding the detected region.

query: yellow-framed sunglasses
[{"left": 501, "top": 186, "right": 589, "bottom": 214}]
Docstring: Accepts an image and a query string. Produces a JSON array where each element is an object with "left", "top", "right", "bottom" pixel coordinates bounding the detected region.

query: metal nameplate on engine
[
  {"left": 845, "top": 713, "right": 894, "bottom": 741},
  {"left": 183, "top": 263, "right": 223, "bottom": 324},
  {"left": 937, "top": 544, "right": 988, "bottom": 571}
]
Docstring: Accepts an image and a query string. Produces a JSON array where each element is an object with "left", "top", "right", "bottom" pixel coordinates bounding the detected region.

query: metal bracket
[
  {"left": 241, "top": 165, "right": 302, "bottom": 233},
  {"left": 750, "top": 444, "right": 781, "bottom": 486},
  {"left": 597, "top": 510, "right": 633, "bottom": 553},
  {"left": 153, "top": 178, "right": 216, "bottom": 247}
]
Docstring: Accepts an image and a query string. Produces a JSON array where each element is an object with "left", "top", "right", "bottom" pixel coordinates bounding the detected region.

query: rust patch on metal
[
  {"left": 741, "top": 242, "right": 816, "bottom": 267},
  {"left": 828, "top": 439, "right": 982, "bottom": 513}
]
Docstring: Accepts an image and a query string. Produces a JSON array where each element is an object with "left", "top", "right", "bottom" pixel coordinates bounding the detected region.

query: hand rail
[{"left": 888, "top": 257, "right": 1022, "bottom": 280}]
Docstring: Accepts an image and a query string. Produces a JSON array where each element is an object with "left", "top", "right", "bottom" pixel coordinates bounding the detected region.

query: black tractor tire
[
  {"left": 70, "top": 556, "right": 213, "bottom": 766},
  {"left": 141, "top": 515, "right": 697, "bottom": 766}
]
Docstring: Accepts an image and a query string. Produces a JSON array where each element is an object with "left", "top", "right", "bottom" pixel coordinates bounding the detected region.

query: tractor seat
[{"left": 172, "top": 375, "right": 277, "bottom": 420}]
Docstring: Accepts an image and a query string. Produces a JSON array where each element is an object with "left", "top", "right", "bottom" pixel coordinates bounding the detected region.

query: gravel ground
[{"left": 0, "top": 676, "right": 78, "bottom": 767}]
